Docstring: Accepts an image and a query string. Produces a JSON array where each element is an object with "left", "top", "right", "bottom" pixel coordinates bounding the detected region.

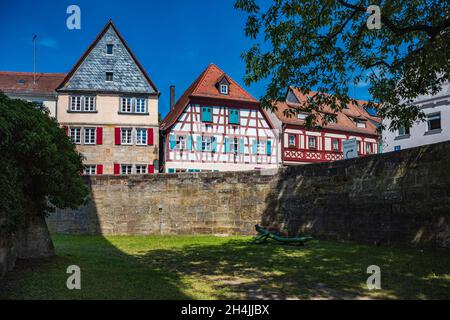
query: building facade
[
  {"left": 0, "top": 71, "right": 65, "bottom": 115},
  {"left": 56, "top": 20, "right": 160, "bottom": 175},
  {"left": 160, "top": 64, "right": 278, "bottom": 173},
  {"left": 382, "top": 82, "right": 450, "bottom": 152},
  {"left": 268, "top": 87, "right": 380, "bottom": 165}
]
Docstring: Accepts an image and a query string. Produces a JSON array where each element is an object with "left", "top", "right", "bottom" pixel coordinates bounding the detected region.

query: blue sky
[{"left": 0, "top": 0, "right": 371, "bottom": 117}]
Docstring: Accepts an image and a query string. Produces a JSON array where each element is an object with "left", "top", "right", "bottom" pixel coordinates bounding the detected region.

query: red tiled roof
[
  {"left": 160, "top": 63, "right": 258, "bottom": 131},
  {"left": 0, "top": 71, "right": 66, "bottom": 96},
  {"left": 273, "top": 87, "right": 380, "bottom": 136}
]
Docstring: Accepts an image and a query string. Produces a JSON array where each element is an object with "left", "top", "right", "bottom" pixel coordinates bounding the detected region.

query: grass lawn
[{"left": 1, "top": 235, "right": 449, "bottom": 300}]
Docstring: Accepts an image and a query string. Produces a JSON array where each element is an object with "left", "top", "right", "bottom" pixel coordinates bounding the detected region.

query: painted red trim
[
  {"left": 63, "top": 125, "right": 69, "bottom": 135},
  {"left": 115, "top": 127, "right": 121, "bottom": 145},
  {"left": 96, "top": 127, "right": 103, "bottom": 145},
  {"left": 113, "top": 163, "right": 120, "bottom": 175},
  {"left": 96, "top": 164, "right": 103, "bottom": 175},
  {"left": 148, "top": 128, "right": 154, "bottom": 145},
  {"left": 284, "top": 123, "right": 379, "bottom": 139}
]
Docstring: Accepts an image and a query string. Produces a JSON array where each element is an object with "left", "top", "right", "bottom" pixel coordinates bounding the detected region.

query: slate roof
[
  {"left": 57, "top": 20, "right": 158, "bottom": 94},
  {"left": 273, "top": 87, "right": 380, "bottom": 136},
  {"left": 160, "top": 63, "right": 259, "bottom": 131},
  {"left": 0, "top": 72, "right": 66, "bottom": 96}
]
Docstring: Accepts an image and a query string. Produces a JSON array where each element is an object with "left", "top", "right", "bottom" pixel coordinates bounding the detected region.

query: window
[
  {"left": 176, "top": 135, "right": 187, "bottom": 150},
  {"left": 332, "top": 138, "right": 340, "bottom": 151},
  {"left": 136, "top": 128, "right": 147, "bottom": 145},
  {"left": 220, "top": 84, "right": 229, "bottom": 95},
  {"left": 121, "top": 128, "right": 132, "bottom": 145},
  {"left": 427, "top": 113, "right": 441, "bottom": 131},
  {"left": 398, "top": 126, "right": 410, "bottom": 136},
  {"left": 69, "top": 127, "right": 81, "bottom": 144},
  {"left": 84, "top": 96, "right": 96, "bottom": 111},
  {"left": 355, "top": 119, "right": 367, "bottom": 128},
  {"left": 106, "top": 72, "right": 113, "bottom": 82},
  {"left": 121, "top": 164, "right": 132, "bottom": 175},
  {"left": 366, "top": 143, "right": 372, "bottom": 154},
  {"left": 84, "top": 128, "right": 96, "bottom": 145},
  {"left": 308, "top": 136, "right": 317, "bottom": 149},
  {"left": 135, "top": 98, "right": 147, "bottom": 113},
  {"left": 297, "top": 113, "right": 308, "bottom": 120},
  {"left": 288, "top": 135, "right": 296, "bottom": 147},
  {"left": 230, "top": 138, "right": 239, "bottom": 153},
  {"left": 83, "top": 165, "right": 96, "bottom": 175},
  {"left": 136, "top": 165, "right": 147, "bottom": 174},
  {"left": 70, "top": 96, "right": 82, "bottom": 111},
  {"left": 106, "top": 44, "right": 113, "bottom": 55},
  {"left": 257, "top": 140, "right": 266, "bottom": 154},
  {"left": 70, "top": 96, "right": 96, "bottom": 112},
  {"left": 121, "top": 97, "right": 133, "bottom": 113},
  {"left": 201, "top": 136, "right": 212, "bottom": 152}
]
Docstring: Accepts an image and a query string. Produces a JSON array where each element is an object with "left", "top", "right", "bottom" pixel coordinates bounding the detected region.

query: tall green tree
[
  {"left": 0, "top": 93, "right": 88, "bottom": 236},
  {"left": 235, "top": 0, "right": 450, "bottom": 130}
]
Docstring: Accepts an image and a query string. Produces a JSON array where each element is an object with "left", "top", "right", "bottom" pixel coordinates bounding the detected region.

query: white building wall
[{"left": 382, "top": 82, "right": 450, "bottom": 152}]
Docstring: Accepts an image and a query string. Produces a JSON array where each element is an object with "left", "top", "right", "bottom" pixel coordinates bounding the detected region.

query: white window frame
[
  {"left": 136, "top": 165, "right": 147, "bottom": 174},
  {"left": 84, "top": 128, "right": 96, "bottom": 145},
  {"left": 121, "top": 128, "right": 132, "bottom": 145},
  {"left": 201, "top": 136, "right": 212, "bottom": 152},
  {"left": 70, "top": 96, "right": 82, "bottom": 111},
  {"left": 308, "top": 136, "right": 317, "bottom": 149},
  {"left": 366, "top": 143, "right": 372, "bottom": 154},
  {"left": 83, "top": 165, "right": 96, "bottom": 175},
  {"left": 69, "top": 127, "right": 81, "bottom": 144},
  {"left": 220, "top": 84, "right": 228, "bottom": 95},
  {"left": 135, "top": 98, "right": 147, "bottom": 113},
  {"left": 136, "top": 128, "right": 148, "bottom": 145},
  {"left": 84, "top": 96, "right": 96, "bottom": 111},
  {"left": 120, "top": 97, "right": 133, "bottom": 113},
  {"left": 332, "top": 138, "right": 340, "bottom": 152},
  {"left": 257, "top": 140, "right": 266, "bottom": 154},
  {"left": 288, "top": 134, "right": 296, "bottom": 147},
  {"left": 176, "top": 135, "right": 187, "bottom": 150},
  {"left": 230, "top": 137, "right": 239, "bottom": 154},
  {"left": 427, "top": 113, "right": 441, "bottom": 131},
  {"left": 121, "top": 164, "right": 133, "bottom": 175}
]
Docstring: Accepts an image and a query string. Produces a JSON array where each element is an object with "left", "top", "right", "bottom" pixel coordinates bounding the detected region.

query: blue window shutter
[
  {"left": 267, "top": 140, "right": 272, "bottom": 156},
  {"left": 168, "top": 168, "right": 175, "bottom": 173},
  {"left": 202, "top": 107, "right": 212, "bottom": 122},
  {"left": 187, "top": 136, "right": 192, "bottom": 150},
  {"left": 230, "top": 109, "right": 239, "bottom": 124},
  {"left": 212, "top": 136, "right": 217, "bottom": 152},
  {"left": 196, "top": 136, "right": 202, "bottom": 151},
  {"left": 169, "top": 134, "right": 176, "bottom": 150},
  {"left": 224, "top": 137, "right": 229, "bottom": 153},
  {"left": 239, "top": 138, "right": 245, "bottom": 154},
  {"left": 252, "top": 139, "right": 258, "bottom": 154}
]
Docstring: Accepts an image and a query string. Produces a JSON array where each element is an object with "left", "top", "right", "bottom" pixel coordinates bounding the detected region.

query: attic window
[
  {"left": 18, "top": 79, "right": 26, "bottom": 84},
  {"left": 354, "top": 119, "right": 367, "bottom": 128},
  {"left": 220, "top": 84, "right": 229, "bottom": 95},
  {"left": 106, "top": 72, "right": 113, "bottom": 82},
  {"left": 106, "top": 44, "right": 113, "bottom": 55},
  {"left": 297, "top": 112, "right": 308, "bottom": 120}
]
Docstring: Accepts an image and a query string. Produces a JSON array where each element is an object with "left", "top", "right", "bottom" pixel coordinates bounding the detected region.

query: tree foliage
[
  {"left": 0, "top": 93, "right": 88, "bottom": 236},
  {"left": 235, "top": 0, "right": 450, "bottom": 130}
]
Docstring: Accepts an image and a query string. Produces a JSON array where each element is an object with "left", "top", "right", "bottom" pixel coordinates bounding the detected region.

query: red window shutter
[
  {"left": 148, "top": 165, "right": 155, "bottom": 174},
  {"left": 295, "top": 135, "right": 299, "bottom": 148},
  {"left": 113, "top": 163, "right": 120, "bottom": 175},
  {"left": 96, "top": 127, "right": 103, "bottom": 145},
  {"left": 115, "top": 128, "right": 121, "bottom": 145},
  {"left": 148, "top": 128, "right": 154, "bottom": 145},
  {"left": 97, "top": 164, "right": 103, "bottom": 175},
  {"left": 63, "top": 126, "right": 69, "bottom": 135}
]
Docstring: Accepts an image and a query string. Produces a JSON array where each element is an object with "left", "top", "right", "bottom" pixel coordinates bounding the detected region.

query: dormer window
[
  {"left": 106, "top": 44, "right": 114, "bottom": 55},
  {"left": 220, "top": 84, "right": 229, "bottom": 95},
  {"left": 354, "top": 118, "right": 367, "bottom": 128},
  {"left": 106, "top": 72, "right": 113, "bottom": 82},
  {"left": 297, "top": 112, "right": 308, "bottom": 120}
]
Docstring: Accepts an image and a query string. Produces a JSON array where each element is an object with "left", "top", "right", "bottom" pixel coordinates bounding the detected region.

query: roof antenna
[{"left": 32, "top": 34, "right": 37, "bottom": 85}]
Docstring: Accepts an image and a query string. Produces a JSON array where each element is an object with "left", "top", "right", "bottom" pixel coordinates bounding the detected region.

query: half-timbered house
[
  {"left": 268, "top": 87, "right": 380, "bottom": 165},
  {"left": 160, "top": 64, "right": 278, "bottom": 173}
]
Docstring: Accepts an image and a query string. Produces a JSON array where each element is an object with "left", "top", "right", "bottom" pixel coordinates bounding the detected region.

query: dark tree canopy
[
  {"left": 235, "top": 0, "right": 450, "bottom": 130},
  {"left": 0, "top": 93, "right": 88, "bottom": 236}
]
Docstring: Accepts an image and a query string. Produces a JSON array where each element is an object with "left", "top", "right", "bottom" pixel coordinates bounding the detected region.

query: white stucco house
[{"left": 382, "top": 82, "right": 450, "bottom": 152}]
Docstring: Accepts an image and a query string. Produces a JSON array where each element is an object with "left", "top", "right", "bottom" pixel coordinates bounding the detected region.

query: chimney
[{"left": 170, "top": 85, "right": 175, "bottom": 111}]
